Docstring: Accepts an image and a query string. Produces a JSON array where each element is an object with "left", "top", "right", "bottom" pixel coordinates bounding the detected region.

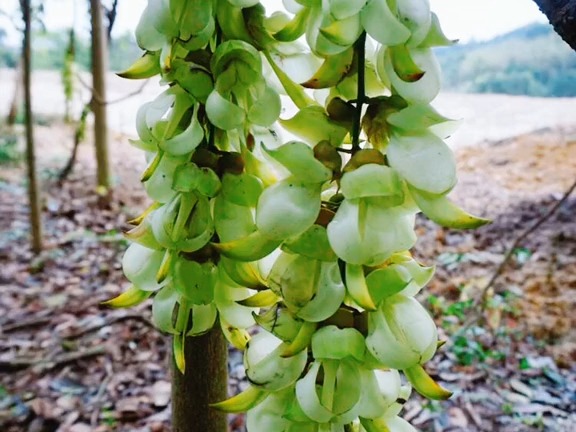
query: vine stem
[{"left": 351, "top": 32, "right": 367, "bottom": 153}]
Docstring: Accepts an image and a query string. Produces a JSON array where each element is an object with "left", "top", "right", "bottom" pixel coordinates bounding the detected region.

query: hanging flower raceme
[{"left": 112, "top": 0, "right": 490, "bottom": 429}]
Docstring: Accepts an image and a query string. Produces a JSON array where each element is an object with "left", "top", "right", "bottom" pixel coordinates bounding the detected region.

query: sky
[{"left": 1, "top": 0, "right": 547, "bottom": 46}]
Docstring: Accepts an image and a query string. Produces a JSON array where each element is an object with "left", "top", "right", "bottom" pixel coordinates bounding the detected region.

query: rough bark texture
[
  {"left": 89, "top": 0, "right": 111, "bottom": 194},
  {"left": 532, "top": 0, "right": 576, "bottom": 51},
  {"left": 21, "top": 0, "right": 43, "bottom": 254},
  {"left": 171, "top": 329, "right": 228, "bottom": 432}
]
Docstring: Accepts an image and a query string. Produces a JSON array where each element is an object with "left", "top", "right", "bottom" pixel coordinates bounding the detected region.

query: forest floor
[{"left": 0, "top": 114, "right": 575, "bottom": 432}]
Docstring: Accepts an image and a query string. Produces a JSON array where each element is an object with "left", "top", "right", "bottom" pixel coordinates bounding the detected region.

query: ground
[{"left": 0, "top": 79, "right": 575, "bottom": 431}]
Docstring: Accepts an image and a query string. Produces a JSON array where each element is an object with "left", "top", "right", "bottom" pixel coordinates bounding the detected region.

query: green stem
[{"left": 351, "top": 32, "right": 366, "bottom": 153}]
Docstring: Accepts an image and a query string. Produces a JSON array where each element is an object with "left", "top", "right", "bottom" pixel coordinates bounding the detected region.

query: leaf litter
[{"left": 0, "top": 122, "right": 575, "bottom": 431}]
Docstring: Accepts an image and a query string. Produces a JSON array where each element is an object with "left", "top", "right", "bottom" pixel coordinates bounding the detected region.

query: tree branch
[
  {"left": 0, "top": 346, "right": 106, "bottom": 372},
  {"left": 474, "top": 176, "right": 576, "bottom": 310},
  {"left": 532, "top": 0, "right": 576, "bottom": 51}
]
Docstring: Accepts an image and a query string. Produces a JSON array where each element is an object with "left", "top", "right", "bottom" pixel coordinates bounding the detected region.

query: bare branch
[
  {"left": 475, "top": 176, "right": 576, "bottom": 309},
  {"left": 532, "top": 0, "right": 576, "bottom": 51}
]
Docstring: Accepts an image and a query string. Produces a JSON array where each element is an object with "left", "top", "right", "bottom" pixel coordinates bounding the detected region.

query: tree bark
[
  {"left": 20, "top": 0, "right": 42, "bottom": 254},
  {"left": 171, "top": 329, "right": 229, "bottom": 432},
  {"left": 532, "top": 0, "right": 576, "bottom": 51},
  {"left": 89, "top": 0, "right": 111, "bottom": 196}
]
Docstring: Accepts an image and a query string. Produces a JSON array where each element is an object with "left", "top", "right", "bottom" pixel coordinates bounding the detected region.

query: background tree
[
  {"left": 89, "top": 0, "right": 111, "bottom": 199},
  {"left": 532, "top": 0, "right": 576, "bottom": 50},
  {"left": 20, "top": 0, "right": 42, "bottom": 253}
]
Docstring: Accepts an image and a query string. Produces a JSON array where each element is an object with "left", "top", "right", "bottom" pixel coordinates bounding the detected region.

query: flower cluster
[{"left": 113, "top": 0, "right": 489, "bottom": 430}]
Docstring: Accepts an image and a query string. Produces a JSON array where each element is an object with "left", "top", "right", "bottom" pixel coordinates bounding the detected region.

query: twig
[
  {"left": 453, "top": 177, "right": 576, "bottom": 338},
  {"left": 103, "top": 79, "right": 150, "bottom": 106},
  {"left": 2, "top": 315, "right": 51, "bottom": 333},
  {"left": 90, "top": 359, "right": 113, "bottom": 427},
  {"left": 58, "top": 101, "right": 91, "bottom": 182},
  {"left": 351, "top": 32, "right": 366, "bottom": 154},
  {"left": 0, "top": 346, "right": 106, "bottom": 372},
  {"left": 76, "top": 72, "right": 150, "bottom": 106},
  {"left": 475, "top": 177, "right": 576, "bottom": 310},
  {"left": 65, "top": 312, "right": 155, "bottom": 340}
]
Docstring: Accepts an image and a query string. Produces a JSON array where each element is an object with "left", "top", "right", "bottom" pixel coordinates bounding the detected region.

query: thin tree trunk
[
  {"left": 90, "top": 0, "right": 111, "bottom": 196},
  {"left": 532, "top": 0, "right": 576, "bottom": 51},
  {"left": 21, "top": 0, "right": 42, "bottom": 254},
  {"left": 7, "top": 58, "right": 23, "bottom": 127},
  {"left": 171, "top": 329, "right": 228, "bottom": 432}
]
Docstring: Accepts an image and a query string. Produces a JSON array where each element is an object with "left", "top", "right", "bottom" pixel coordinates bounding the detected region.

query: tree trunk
[
  {"left": 532, "top": 0, "right": 576, "bottom": 51},
  {"left": 89, "top": 0, "right": 111, "bottom": 196},
  {"left": 171, "top": 328, "right": 229, "bottom": 432},
  {"left": 21, "top": 0, "right": 43, "bottom": 254}
]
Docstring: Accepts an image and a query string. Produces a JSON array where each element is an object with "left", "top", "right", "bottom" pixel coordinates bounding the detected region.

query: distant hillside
[{"left": 435, "top": 23, "right": 576, "bottom": 97}]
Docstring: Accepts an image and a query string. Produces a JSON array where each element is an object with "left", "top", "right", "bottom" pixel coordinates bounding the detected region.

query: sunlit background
[
  {"left": 1, "top": 2, "right": 575, "bottom": 432},
  {"left": 0, "top": 0, "right": 548, "bottom": 44}
]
